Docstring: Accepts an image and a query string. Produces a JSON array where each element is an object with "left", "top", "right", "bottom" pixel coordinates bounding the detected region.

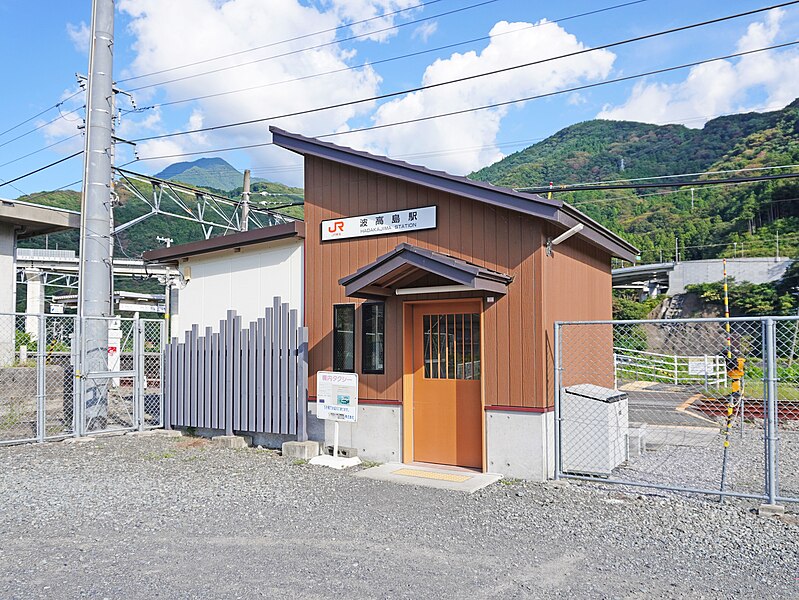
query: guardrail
[{"left": 613, "top": 347, "right": 727, "bottom": 387}]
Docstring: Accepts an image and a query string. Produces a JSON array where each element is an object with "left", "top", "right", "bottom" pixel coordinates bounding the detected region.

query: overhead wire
[
  {"left": 0, "top": 152, "right": 83, "bottom": 189},
  {"left": 0, "top": 89, "right": 83, "bottom": 139},
  {"left": 128, "top": 39, "right": 799, "bottom": 163},
  {"left": 125, "top": 0, "right": 651, "bottom": 114},
  {"left": 125, "top": 0, "right": 503, "bottom": 92},
  {"left": 128, "top": 2, "right": 799, "bottom": 144},
  {"left": 0, "top": 134, "right": 83, "bottom": 170},
  {"left": 118, "top": 0, "right": 450, "bottom": 83},
  {"left": 0, "top": 105, "right": 84, "bottom": 149}
]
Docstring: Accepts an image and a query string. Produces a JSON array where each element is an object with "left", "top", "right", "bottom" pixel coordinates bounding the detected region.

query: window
[
  {"left": 423, "top": 313, "right": 480, "bottom": 380},
  {"left": 333, "top": 304, "right": 355, "bottom": 372},
  {"left": 362, "top": 303, "right": 385, "bottom": 374}
]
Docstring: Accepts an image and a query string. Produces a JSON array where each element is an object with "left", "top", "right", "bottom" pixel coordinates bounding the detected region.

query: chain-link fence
[
  {"left": 554, "top": 316, "right": 798, "bottom": 505},
  {"left": 0, "top": 312, "right": 164, "bottom": 446}
]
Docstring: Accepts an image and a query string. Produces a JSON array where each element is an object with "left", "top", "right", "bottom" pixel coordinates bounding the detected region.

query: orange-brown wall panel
[{"left": 304, "top": 157, "right": 612, "bottom": 409}]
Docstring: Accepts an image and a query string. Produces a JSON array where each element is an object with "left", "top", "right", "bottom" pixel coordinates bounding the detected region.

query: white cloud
[
  {"left": 66, "top": 21, "right": 90, "bottom": 54},
  {"left": 117, "top": 0, "right": 388, "bottom": 182},
  {"left": 597, "top": 9, "right": 799, "bottom": 126},
  {"left": 327, "top": 0, "right": 422, "bottom": 42},
  {"left": 344, "top": 19, "right": 616, "bottom": 175},
  {"left": 412, "top": 21, "right": 437, "bottom": 43}
]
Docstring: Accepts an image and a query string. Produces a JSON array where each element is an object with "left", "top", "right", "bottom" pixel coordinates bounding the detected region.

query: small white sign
[
  {"left": 688, "top": 359, "right": 709, "bottom": 375},
  {"left": 316, "top": 371, "right": 359, "bottom": 422},
  {"left": 321, "top": 206, "right": 436, "bottom": 241}
]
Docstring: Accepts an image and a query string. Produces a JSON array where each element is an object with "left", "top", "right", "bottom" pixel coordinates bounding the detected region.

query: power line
[
  {"left": 129, "top": 3, "right": 799, "bottom": 144},
  {"left": 126, "top": 0, "right": 651, "bottom": 114},
  {"left": 0, "top": 152, "right": 83, "bottom": 189},
  {"left": 521, "top": 169, "right": 799, "bottom": 193},
  {"left": 0, "top": 133, "right": 83, "bottom": 170},
  {"left": 0, "top": 105, "right": 84, "bottom": 149},
  {"left": 0, "top": 89, "right": 83, "bottom": 138},
  {"left": 128, "top": 40, "right": 799, "bottom": 164},
  {"left": 118, "top": 0, "right": 450, "bottom": 84},
  {"left": 246, "top": 101, "right": 795, "bottom": 177},
  {"left": 125, "top": 0, "right": 502, "bottom": 92},
  {"left": 537, "top": 162, "right": 799, "bottom": 189}
]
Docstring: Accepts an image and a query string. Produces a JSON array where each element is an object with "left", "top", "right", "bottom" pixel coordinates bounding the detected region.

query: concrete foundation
[
  {"left": 309, "top": 402, "right": 401, "bottom": 464},
  {"left": 758, "top": 503, "right": 786, "bottom": 517},
  {"left": 211, "top": 435, "right": 251, "bottom": 449},
  {"left": 486, "top": 409, "right": 554, "bottom": 481},
  {"left": 24, "top": 269, "right": 43, "bottom": 341},
  {"left": 282, "top": 440, "right": 320, "bottom": 460},
  {"left": 0, "top": 223, "right": 16, "bottom": 365}
]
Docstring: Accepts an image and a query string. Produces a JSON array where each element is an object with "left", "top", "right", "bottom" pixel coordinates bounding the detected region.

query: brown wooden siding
[
  {"left": 304, "top": 155, "right": 612, "bottom": 409},
  {"left": 540, "top": 223, "right": 615, "bottom": 403}
]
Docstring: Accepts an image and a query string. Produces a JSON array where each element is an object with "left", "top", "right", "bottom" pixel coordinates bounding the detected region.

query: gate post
[
  {"left": 553, "top": 321, "right": 563, "bottom": 480},
  {"left": 74, "top": 317, "right": 85, "bottom": 437},
  {"left": 761, "top": 318, "right": 782, "bottom": 514},
  {"left": 133, "top": 315, "right": 144, "bottom": 431},
  {"left": 36, "top": 315, "right": 46, "bottom": 442}
]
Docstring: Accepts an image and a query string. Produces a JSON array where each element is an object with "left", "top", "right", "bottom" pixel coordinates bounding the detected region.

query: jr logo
[{"left": 327, "top": 221, "right": 344, "bottom": 233}]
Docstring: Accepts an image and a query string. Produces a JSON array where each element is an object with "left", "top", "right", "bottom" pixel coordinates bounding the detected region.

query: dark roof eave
[
  {"left": 142, "top": 221, "right": 305, "bottom": 263},
  {"left": 271, "top": 128, "right": 562, "bottom": 222},
  {"left": 271, "top": 127, "right": 639, "bottom": 261}
]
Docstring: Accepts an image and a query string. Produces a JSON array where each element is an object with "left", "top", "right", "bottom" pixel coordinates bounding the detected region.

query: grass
[
  {"left": 292, "top": 458, "right": 308, "bottom": 466},
  {"left": 360, "top": 460, "right": 382, "bottom": 468},
  {"left": 145, "top": 451, "right": 175, "bottom": 461},
  {"left": 500, "top": 478, "right": 521, "bottom": 486}
]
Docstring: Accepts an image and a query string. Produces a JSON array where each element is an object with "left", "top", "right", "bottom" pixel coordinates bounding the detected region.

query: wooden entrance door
[{"left": 411, "top": 301, "right": 482, "bottom": 468}]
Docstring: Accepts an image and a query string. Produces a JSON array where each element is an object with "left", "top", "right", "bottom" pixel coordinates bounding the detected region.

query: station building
[{"left": 270, "top": 127, "right": 638, "bottom": 479}]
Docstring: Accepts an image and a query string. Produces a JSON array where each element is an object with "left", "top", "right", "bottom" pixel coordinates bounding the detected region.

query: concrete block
[
  {"left": 282, "top": 440, "right": 320, "bottom": 460},
  {"left": 758, "top": 503, "right": 785, "bottom": 517},
  {"left": 211, "top": 435, "right": 251, "bottom": 449},
  {"left": 127, "top": 429, "right": 183, "bottom": 438},
  {"left": 325, "top": 445, "right": 358, "bottom": 458},
  {"left": 627, "top": 423, "right": 647, "bottom": 458}
]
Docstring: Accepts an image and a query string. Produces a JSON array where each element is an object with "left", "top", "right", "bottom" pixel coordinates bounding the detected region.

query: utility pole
[
  {"left": 77, "top": 0, "right": 115, "bottom": 431},
  {"left": 675, "top": 237, "right": 679, "bottom": 263},
  {"left": 241, "top": 169, "right": 251, "bottom": 231},
  {"left": 776, "top": 231, "right": 780, "bottom": 259}
]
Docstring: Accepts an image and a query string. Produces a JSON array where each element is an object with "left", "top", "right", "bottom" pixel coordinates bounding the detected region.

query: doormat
[
  {"left": 391, "top": 468, "right": 472, "bottom": 483},
  {"left": 355, "top": 462, "right": 502, "bottom": 493}
]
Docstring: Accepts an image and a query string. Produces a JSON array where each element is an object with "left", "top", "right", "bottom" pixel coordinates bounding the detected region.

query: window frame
[
  {"left": 361, "top": 301, "right": 386, "bottom": 375},
  {"left": 332, "top": 303, "right": 356, "bottom": 373}
]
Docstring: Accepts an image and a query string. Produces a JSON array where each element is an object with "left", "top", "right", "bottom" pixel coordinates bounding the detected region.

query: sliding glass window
[
  {"left": 333, "top": 304, "right": 355, "bottom": 372},
  {"left": 362, "top": 303, "right": 385, "bottom": 374}
]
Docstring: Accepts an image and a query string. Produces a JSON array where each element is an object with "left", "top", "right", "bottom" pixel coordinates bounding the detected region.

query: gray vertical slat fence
[{"left": 163, "top": 298, "right": 307, "bottom": 438}]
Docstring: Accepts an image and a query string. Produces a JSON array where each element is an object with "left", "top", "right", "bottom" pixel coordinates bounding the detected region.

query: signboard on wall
[
  {"left": 321, "top": 206, "right": 436, "bottom": 241},
  {"left": 316, "top": 371, "right": 359, "bottom": 422}
]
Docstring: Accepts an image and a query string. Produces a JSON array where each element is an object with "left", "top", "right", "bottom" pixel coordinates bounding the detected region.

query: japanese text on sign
[
  {"left": 321, "top": 206, "right": 436, "bottom": 241},
  {"left": 316, "top": 371, "right": 359, "bottom": 422}
]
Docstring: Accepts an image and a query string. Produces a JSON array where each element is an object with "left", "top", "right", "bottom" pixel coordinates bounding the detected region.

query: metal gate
[
  {"left": 0, "top": 312, "right": 165, "bottom": 445},
  {"left": 554, "top": 316, "right": 799, "bottom": 505}
]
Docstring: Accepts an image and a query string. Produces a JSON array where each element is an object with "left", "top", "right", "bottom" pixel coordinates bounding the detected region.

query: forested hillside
[{"left": 471, "top": 99, "right": 799, "bottom": 263}]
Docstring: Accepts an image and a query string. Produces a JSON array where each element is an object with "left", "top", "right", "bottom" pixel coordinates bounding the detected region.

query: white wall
[
  {"left": 667, "top": 257, "right": 792, "bottom": 295},
  {"left": 172, "top": 238, "right": 303, "bottom": 336}
]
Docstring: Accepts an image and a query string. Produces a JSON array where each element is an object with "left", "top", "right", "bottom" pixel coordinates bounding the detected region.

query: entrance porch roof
[{"left": 339, "top": 242, "right": 513, "bottom": 299}]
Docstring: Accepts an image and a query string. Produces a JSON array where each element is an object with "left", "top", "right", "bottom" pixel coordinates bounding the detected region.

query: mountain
[
  {"left": 155, "top": 157, "right": 265, "bottom": 192},
  {"left": 470, "top": 99, "right": 799, "bottom": 263}
]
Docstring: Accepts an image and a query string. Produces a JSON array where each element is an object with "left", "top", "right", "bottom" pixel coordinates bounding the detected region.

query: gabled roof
[
  {"left": 270, "top": 127, "right": 639, "bottom": 261},
  {"left": 142, "top": 221, "right": 304, "bottom": 263},
  {"left": 339, "top": 242, "right": 513, "bottom": 299}
]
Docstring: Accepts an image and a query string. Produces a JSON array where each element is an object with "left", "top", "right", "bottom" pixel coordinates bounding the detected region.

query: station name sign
[{"left": 321, "top": 205, "right": 436, "bottom": 241}]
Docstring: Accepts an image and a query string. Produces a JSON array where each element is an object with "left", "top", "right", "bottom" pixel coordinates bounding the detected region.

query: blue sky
[{"left": 1, "top": 0, "right": 799, "bottom": 198}]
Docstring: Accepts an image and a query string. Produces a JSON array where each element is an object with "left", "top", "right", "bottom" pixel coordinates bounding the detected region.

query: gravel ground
[
  {"left": 1, "top": 433, "right": 798, "bottom": 599},
  {"left": 611, "top": 427, "right": 799, "bottom": 499}
]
